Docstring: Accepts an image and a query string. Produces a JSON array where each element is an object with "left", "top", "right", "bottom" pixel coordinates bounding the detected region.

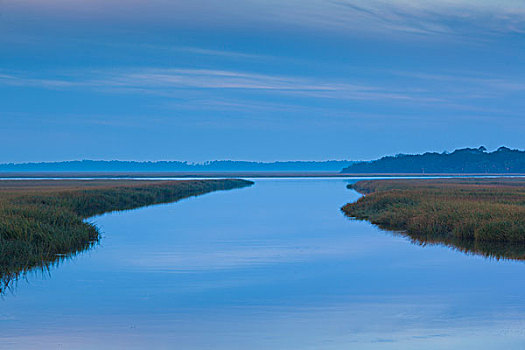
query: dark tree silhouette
[{"left": 342, "top": 146, "right": 525, "bottom": 174}]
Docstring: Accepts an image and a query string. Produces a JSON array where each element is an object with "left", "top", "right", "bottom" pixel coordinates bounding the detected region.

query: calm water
[{"left": 0, "top": 179, "right": 524, "bottom": 349}]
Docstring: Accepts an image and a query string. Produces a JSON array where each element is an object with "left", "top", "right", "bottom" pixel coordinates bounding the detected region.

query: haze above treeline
[{"left": 1, "top": 147, "right": 523, "bottom": 174}]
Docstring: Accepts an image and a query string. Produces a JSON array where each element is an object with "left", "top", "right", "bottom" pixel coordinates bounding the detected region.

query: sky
[{"left": 1, "top": 0, "right": 524, "bottom": 162}]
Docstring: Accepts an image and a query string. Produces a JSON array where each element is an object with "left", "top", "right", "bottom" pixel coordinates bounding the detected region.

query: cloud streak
[
  {"left": 2, "top": 67, "right": 524, "bottom": 110},
  {"left": 0, "top": 68, "right": 436, "bottom": 103},
  {"left": 5, "top": 0, "right": 525, "bottom": 37}
]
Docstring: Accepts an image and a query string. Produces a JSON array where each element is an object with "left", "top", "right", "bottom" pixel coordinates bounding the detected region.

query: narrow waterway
[{"left": 1, "top": 179, "right": 523, "bottom": 349}]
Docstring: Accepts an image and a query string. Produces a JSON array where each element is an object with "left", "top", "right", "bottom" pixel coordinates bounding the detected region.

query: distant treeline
[
  {"left": 341, "top": 146, "right": 525, "bottom": 174},
  {"left": 0, "top": 160, "right": 355, "bottom": 173}
]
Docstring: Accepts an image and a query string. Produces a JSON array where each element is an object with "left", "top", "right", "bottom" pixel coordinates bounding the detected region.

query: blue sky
[{"left": 1, "top": 0, "right": 524, "bottom": 162}]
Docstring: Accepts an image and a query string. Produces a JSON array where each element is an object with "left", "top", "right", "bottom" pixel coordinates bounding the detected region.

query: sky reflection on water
[{"left": 0, "top": 179, "right": 524, "bottom": 349}]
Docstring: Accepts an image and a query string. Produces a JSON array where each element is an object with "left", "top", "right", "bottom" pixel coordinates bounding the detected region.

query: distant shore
[{"left": 1, "top": 172, "right": 524, "bottom": 179}]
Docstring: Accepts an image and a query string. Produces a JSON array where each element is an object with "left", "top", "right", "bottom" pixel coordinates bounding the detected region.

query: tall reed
[
  {"left": 0, "top": 179, "right": 253, "bottom": 291},
  {"left": 342, "top": 178, "right": 525, "bottom": 260}
]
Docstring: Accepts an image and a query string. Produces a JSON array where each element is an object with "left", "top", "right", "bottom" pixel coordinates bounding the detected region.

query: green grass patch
[
  {"left": 342, "top": 178, "right": 525, "bottom": 260},
  {"left": 0, "top": 179, "right": 253, "bottom": 291}
]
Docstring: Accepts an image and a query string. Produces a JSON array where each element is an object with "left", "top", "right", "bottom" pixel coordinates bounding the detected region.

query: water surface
[{"left": 1, "top": 179, "right": 524, "bottom": 349}]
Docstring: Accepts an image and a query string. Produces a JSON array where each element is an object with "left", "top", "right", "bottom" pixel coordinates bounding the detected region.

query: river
[{"left": 0, "top": 178, "right": 523, "bottom": 349}]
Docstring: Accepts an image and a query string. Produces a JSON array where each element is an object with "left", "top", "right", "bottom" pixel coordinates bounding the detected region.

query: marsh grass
[
  {"left": 0, "top": 179, "right": 253, "bottom": 291},
  {"left": 342, "top": 178, "right": 525, "bottom": 260}
]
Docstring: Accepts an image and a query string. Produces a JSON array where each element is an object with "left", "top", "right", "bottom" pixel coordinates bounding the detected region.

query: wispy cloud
[
  {"left": 282, "top": 0, "right": 525, "bottom": 36},
  {"left": 0, "top": 68, "right": 439, "bottom": 103},
  {"left": 0, "top": 73, "right": 77, "bottom": 89},
  {"left": 6, "top": 0, "right": 525, "bottom": 38},
  {"left": 2, "top": 66, "right": 525, "bottom": 111},
  {"left": 176, "top": 47, "right": 269, "bottom": 60}
]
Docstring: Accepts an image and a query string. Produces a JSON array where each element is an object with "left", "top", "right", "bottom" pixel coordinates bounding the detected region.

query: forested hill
[
  {"left": 0, "top": 160, "right": 354, "bottom": 173},
  {"left": 341, "top": 147, "right": 525, "bottom": 174}
]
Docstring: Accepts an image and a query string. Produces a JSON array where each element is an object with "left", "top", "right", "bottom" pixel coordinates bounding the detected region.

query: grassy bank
[
  {"left": 0, "top": 179, "right": 253, "bottom": 290},
  {"left": 342, "top": 178, "right": 525, "bottom": 259}
]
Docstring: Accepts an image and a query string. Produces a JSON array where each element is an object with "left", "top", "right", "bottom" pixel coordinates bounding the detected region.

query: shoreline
[
  {"left": 0, "top": 179, "right": 254, "bottom": 291},
  {"left": 342, "top": 178, "right": 525, "bottom": 260},
  {"left": 0, "top": 172, "right": 524, "bottom": 179}
]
